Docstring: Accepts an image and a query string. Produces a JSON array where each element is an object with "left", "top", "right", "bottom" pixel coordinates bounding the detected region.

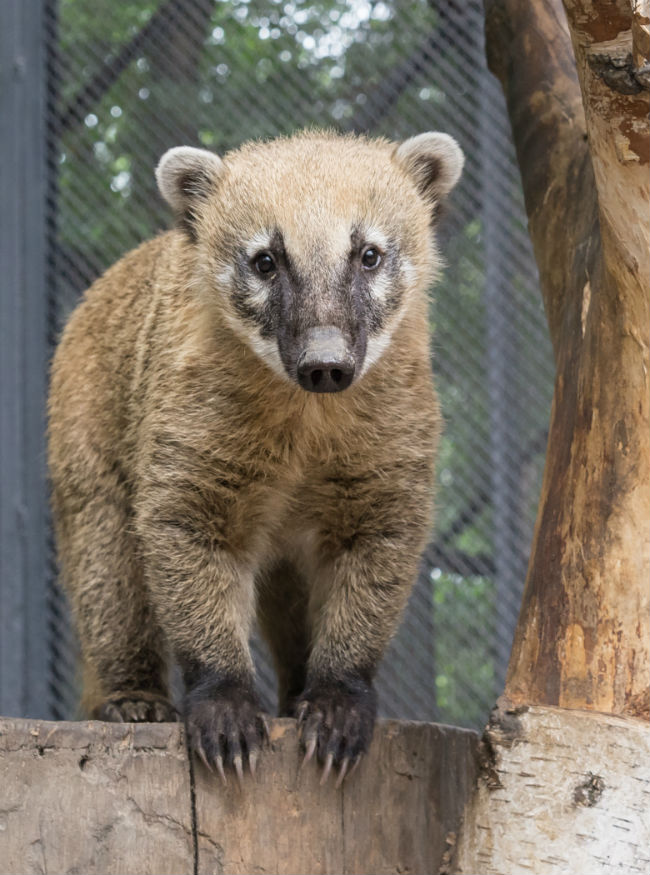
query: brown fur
[{"left": 48, "top": 130, "right": 462, "bottom": 776}]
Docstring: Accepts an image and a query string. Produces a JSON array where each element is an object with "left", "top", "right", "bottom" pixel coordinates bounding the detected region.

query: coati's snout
[{"left": 296, "top": 326, "right": 357, "bottom": 393}]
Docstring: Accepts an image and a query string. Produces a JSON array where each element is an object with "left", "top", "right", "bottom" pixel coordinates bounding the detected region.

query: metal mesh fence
[{"left": 42, "top": 0, "right": 554, "bottom": 729}]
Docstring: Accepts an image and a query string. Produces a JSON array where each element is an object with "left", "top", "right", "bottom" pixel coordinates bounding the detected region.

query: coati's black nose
[
  {"left": 296, "top": 327, "right": 355, "bottom": 394},
  {"left": 298, "top": 359, "right": 355, "bottom": 393}
]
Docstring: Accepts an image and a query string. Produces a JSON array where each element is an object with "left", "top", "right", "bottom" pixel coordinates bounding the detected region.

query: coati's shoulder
[
  {"left": 80, "top": 230, "right": 187, "bottom": 308},
  {"left": 50, "top": 231, "right": 187, "bottom": 426},
  {"left": 54, "top": 230, "right": 191, "bottom": 374}
]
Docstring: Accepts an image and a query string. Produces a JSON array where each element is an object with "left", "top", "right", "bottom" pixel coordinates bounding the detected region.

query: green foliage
[
  {"left": 432, "top": 571, "right": 497, "bottom": 728},
  {"left": 54, "top": 0, "right": 440, "bottom": 270}
]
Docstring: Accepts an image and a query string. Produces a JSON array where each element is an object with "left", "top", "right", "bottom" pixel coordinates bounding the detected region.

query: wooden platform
[{"left": 0, "top": 717, "right": 478, "bottom": 874}]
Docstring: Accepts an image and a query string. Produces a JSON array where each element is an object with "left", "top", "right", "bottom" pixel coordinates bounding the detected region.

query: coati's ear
[
  {"left": 394, "top": 132, "right": 464, "bottom": 211},
  {"left": 155, "top": 146, "right": 224, "bottom": 238}
]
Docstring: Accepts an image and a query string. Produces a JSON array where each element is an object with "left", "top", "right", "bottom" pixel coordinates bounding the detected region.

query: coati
[{"left": 48, "top": 130, "right": 463, "bottom": 784}]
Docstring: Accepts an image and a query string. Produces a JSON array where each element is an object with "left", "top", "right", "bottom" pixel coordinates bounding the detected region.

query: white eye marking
[
  {"left": 359, "top": 226, "right": 392, "bottom": 303},
  {"left": 242, "top": 231, "right": 276, "bottom": 309},
  {"left": 245, "top": 230, "right": 273, "bottom": 260},
  {"left": 217, "top": 261, "right": 269, "bottom": 309},
  {"left": 246, "top": 277, "right": 271, "bottom": 308},
  {"left": 215, "top": 264, "right": 235, "bottom": 288},
  {"left": 365, "top": 254, "right": 418, "bottom": 306},
  {"left": 367, "top": 271, "right": 392, "bottom": 303},
  {"left": 223, "top": 312, "right": 288, "bottom": 380},
  {"left": 400, "top": 256, "right": 417, "bottom": 288},
  {"left": 362, "top": 225, "right": 390, "bottom": 252}
]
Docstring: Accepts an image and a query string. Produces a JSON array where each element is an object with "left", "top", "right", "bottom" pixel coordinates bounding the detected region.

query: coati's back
[{"left": 48, "top": 129, "right": 464, "bottom": 784}]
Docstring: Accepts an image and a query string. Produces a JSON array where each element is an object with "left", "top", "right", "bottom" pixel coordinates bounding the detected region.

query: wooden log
[
  {"left": 195, "top": 719, "right": 478, "bottom": 875},
  {"left": 449, "top": 703, "right": 650, "bottom": 875},
  {"left": 447, "top": 1, "right": 648, "bottom": 868},
  {"left": 484, "top": 0, "right": 650, "bottom": 720},
  {"left": 0, "top": 718, "right": 478, "bottom": 875},
  {"left": 0, "top": 720, "right": 193, "bottom": 875}
]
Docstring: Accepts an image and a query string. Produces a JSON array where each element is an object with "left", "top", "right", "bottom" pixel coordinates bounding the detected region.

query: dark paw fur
[
  {"left": 185, "top": 683, "right": 269, "bottom": 785},
  {"left": 94, "top": 691, "right": 179, "bottom": 723},
  {"left": 296, "top": 677, "right": 377, "bottom": 786}
]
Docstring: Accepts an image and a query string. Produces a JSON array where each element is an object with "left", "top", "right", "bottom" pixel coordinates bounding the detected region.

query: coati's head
[{"left": 156, "top": 131, "right": 463, "bottom": 393}]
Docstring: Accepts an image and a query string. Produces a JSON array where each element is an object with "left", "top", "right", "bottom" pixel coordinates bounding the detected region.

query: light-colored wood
[
  {"left": 195, "top": 719, "right": 478, "bottom": 875},
  {"left": 631, "top": 1, "right": 650, "bottom": 69},
  {"left": 0, "top": 719, "right": 193, "bottom": 875},
  {"left": 450, "top": 703, "right": 650, "bottom": 875},
  {"left": 0, "top": 717, "right": 479, "bottom": 875},
  {"left": 450, "top": 0, "right": 649, "bottom": 868}
]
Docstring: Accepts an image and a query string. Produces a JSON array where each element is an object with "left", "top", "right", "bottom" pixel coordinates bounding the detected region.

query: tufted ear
[
  {"left": 394, "top": 132, "right": 464, "bottom": 211},
  {"left": 155, "top": 146, "right": 224, "bottom": 239}
]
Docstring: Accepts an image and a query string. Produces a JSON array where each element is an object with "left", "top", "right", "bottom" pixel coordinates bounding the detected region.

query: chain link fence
[{"left": 38, "top": 0, "right": 554, "bottom": 729}]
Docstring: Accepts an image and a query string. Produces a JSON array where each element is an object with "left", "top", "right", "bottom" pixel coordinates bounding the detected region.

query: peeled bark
[
  {"left": 488, "top": 0, "right": 650, "bottom": 717},
  {"left": 450, "top": 0, "right": 649, "bottom": 870}
]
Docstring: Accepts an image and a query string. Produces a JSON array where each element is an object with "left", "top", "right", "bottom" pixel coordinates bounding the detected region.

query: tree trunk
[
  {"left": 499, "top": 0, "right": 649, "bottom": 718},
  {"left": 451, "top": 702, "right": 650, "bottom": 874},
  {"left": 450, "top": 0, "right": 649, "bottom": 870}
]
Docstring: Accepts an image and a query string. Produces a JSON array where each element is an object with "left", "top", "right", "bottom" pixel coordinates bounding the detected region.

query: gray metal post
[
  {"left": 480, "top": 73, "right": 523, "bottom": 693},
  {"left": 0, "top": 0, "right": 50, "bottom": 717}
]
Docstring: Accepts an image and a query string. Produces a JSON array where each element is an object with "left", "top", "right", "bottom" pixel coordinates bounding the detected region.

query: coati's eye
[
  {"left": 254, "top": 252, "right": 276, "bottom": 276},
  {"left": 361, "top": 246, "right": 382, "bottom": 270}
]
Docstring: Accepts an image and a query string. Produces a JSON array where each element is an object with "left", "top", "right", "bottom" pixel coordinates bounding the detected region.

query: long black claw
[
  {"left": 300, "top": 735, "right": 317, "bottom": 773},
  {"left": 295, "top": 681, "right": 376, "bottom": 786},
  {"left": 320, "top": 751, "right": 334, "bottom": 786},
  {"left": 335, "top": 757, "right": 350, "bottom": 788},
  {"left": 348, "top": 754, "right": 362, "bottom": 778},
  {"left": 296, "top": 701, "right": 309, "bottom": 727},
  {"left": 215, "top": 754, "right": 227, "bottom": 786},
  {"left": 233, "top": 754, "right": 244, "bottom": 788},
  {"left": 185, "top": 684, "right": 268, "bottom": 785},
  {"left": 195, "top": 738, "right": 213, "bottom": 775},
  {"left": 260, "top": 714, "right": 271, "bottom": 744}
]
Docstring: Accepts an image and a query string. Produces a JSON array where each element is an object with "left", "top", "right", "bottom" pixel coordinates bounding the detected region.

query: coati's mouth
[{"left": 291, "top": 325, "right": 362, "bottom": 394}]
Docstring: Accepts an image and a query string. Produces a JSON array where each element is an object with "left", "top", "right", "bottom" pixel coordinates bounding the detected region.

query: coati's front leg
[
  {"left": 50, "top": 464, "right": 177, "bottom": 724},
  {"left": 297, "top": 476, "right": 433, "bottom": 785},
  {"left": 145, "top": 536, "right": 267, "bottom": 780},
  {"left": 136, "top": 465, "right": 268, "bottom": 781}
]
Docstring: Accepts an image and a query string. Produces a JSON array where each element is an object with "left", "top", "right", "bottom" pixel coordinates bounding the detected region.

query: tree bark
[
  {"left": 488, "top": 0, "right": 650, "bottom": 717},
  {"left": 450, "top": 702, "right": 650, "bottom": 874},
  {"left": 450, "top": 0, "right": 649, "bottom": 870}
]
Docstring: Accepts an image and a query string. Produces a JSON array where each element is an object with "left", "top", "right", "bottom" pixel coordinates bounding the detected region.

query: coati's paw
[
  {"left": 296, "top": 678, "right": 377, "bottom": 786},
  {"left": 94, "top": 691, "right": 179, "bottom": 723},
  {"left": 185, "top": 685, "right": 270, "bottom": 785}
]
